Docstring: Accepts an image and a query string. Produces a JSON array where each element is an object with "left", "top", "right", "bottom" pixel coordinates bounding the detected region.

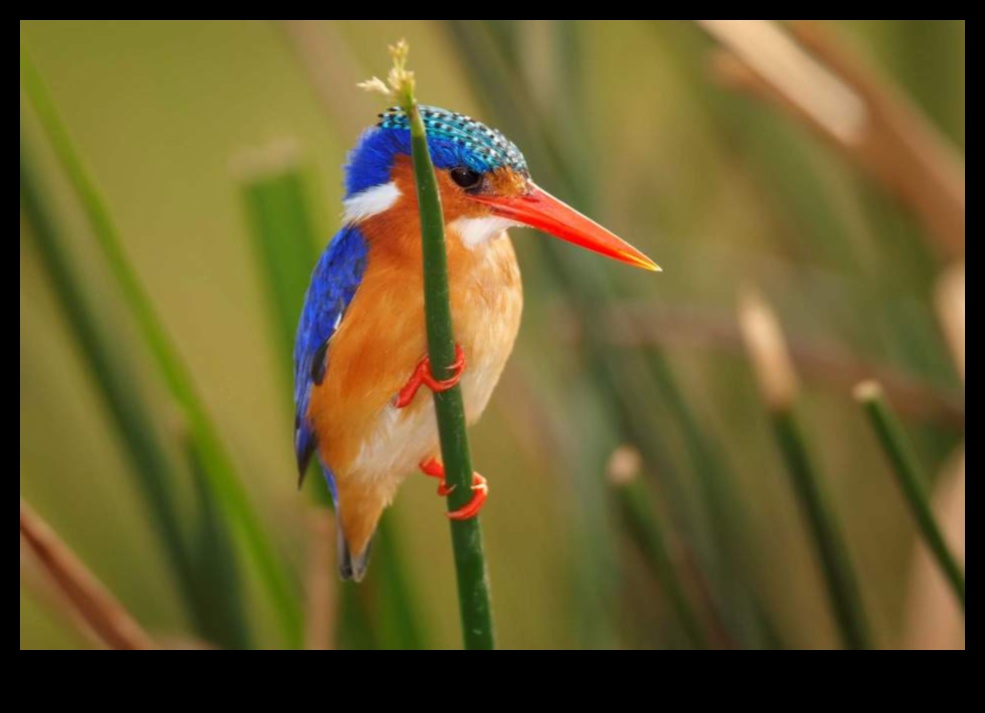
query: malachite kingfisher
[{"left": 295, "top": 106, "right": 658, "bottom": 581}]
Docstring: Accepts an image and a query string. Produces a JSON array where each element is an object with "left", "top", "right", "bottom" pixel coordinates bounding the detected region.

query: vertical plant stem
[
  {"left": 855, "top": 382, "right": 965, "bottom": 609},
  {"left": 445, "top": 22, "right": 768, "bottom": 647},
  {"left": 21, "top": 500, "right": 155, "bottom": 651},
  {"left": 20, "top": 140, "right": 187, "bottom": 607},
  {"left": 21, "top": 46, "right": 302, "bottom": 647},
  {"left": 240, "top": 154, "right": 320, "bottom": 362},
  {"left": 647, "top": 351, "right": 766, "bottom": 646},
  {"left": 409, "top": 105, "right": 495, "bottom": 651},
  {"left": 739, "top": 290, "right": 871, "bottom": 650},
  {"left": 445, "top": 20, "right": 712, "bottom": 648},
  {"left": 238, "top": 154, "right": 334, "bottom": 507},
  {"left": 770, "top": 412, "right": 872, "bottom": 649},
  {"left": 182, "top": 435, "right": 252, "bottom": 649},
  {"left": 22, "top": 137, "right": 251, "bottom": 649},
  {"left": 611, "top": 467, "right": 708, "bottom": 649},
  {"left": 391, "top": 49, "right": 495, "bottom": 650}
]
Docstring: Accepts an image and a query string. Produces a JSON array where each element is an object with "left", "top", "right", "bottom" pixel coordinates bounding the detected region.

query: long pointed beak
[{"left": 470, "top": 183, "right": 661, "bottom": 272}]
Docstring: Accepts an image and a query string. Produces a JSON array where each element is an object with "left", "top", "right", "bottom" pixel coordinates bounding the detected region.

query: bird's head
[{"left": 342, "top": 106, "right": 659, "bottom": 271}]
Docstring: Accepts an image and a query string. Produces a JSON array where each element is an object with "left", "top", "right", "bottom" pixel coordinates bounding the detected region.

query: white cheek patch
[
  {"left": 448, "top": 216, "right": 519, "bottom": 249},
  {"left": 342, "top": 182, "right": 401, "bottom": 223}
]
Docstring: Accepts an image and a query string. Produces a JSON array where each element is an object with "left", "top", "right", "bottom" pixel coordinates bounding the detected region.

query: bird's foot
[
  {"left": 419, "top": 458, "right": 489, "bottom": 520},
  {"left": 420, "top": 457, "right": 455, "bottom": 497},
  {"left": 394, "top": 345, "right": 466, "bottom": 409},
  {"left": 447, "top": 474, "right": 488, "bottom": 520}
]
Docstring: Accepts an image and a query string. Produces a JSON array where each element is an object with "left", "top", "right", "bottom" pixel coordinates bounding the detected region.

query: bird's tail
[
  {"left": 335, "top": 484, "right": 387, "bottom": 582},
  {"left": 338, "top": 521, "right": 373, "bottom": 582}
]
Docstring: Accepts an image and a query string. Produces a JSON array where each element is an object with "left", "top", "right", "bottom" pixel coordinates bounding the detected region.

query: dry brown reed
[
  {"left": 20, "top": 500, "right": 155, "bottom": 650},
  {"left": 700, "top": 19, "right": 965, "bottom": 260}
]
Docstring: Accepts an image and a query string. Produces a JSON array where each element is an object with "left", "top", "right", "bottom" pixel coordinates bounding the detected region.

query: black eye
[{"left": 450, "top": 167, "right": 481, "bottom": 190}]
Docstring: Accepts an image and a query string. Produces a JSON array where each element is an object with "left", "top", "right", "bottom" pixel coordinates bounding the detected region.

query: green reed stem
[
  {"left": 771, "top": 410, "right": 872, "bottom": 650},
  {"left": 613, "top": 475, "right": 708, "bottom": 649},
  {"left": 856, "top": 382, "right": 965, "bottom": 609},
  {"left": 395, "top": 55, "right": 495, "bottom": 651},
  {"left": 242, "top": 162, "right": 320, "bottom": 361},
  {"left": 21, "top": 136, "right": 251, "bottom": 649}
]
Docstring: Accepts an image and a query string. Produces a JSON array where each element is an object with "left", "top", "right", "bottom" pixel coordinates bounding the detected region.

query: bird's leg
[
  {"left": 394, "top": 344, "right": 466, "bottom": 408},
  {"left": 418, "top": 457, "right": 489, "bottom": 520}
]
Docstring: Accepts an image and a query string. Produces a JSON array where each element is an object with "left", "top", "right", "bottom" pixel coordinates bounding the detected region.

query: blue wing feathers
[{"left": 294, "top": 225, "right": 369, "bottom": 490}]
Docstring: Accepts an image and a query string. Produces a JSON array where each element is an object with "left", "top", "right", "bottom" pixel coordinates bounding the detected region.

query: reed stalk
[
  {"left": 608, "top": 449, "right": 708, "bottom": 649},
  {"left": 21, "top": 136, "right": 250, "bottom": 649},
  {"left": 363, "top": 41, "right": 495, "bottom": 650},
  {"left": 21, "top": 46, "right": 302, "bottom": 647},
  {"left": 21, "top": 500, "right": 155, "bottom": 651},
  {"left": 855, "top": 382, "right": 965, "bottom": 609},
  {"left": 739, "top": 290, "right": 872, "bottom": 650}
]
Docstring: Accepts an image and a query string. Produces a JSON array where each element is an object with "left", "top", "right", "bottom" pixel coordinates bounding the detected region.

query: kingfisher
[{"left": 295, "top": 106, "right": 658, "bottom": 581}]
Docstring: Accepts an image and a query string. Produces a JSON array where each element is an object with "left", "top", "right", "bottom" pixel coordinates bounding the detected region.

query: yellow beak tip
[{"left": 622, "top": 252, "right": 662, "bottom": 272}]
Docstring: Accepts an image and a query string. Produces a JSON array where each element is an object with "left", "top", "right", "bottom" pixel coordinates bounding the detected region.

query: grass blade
[
  {"left": 239, "top": 146, "right": 319, "bottom": 362},
  {"left": 609, "top": 451, "right": 708, "bottom": 649},
  {"left": 183, "top": 434, "right": 253, "bottom": 648},
  {"left": 646, "top": 350, "right": 770, "bottom": 646},
  {"left": 446, "top": 19, "right": 768, "bottom": 646},
  {"left": 23, "top": 134, "right": 251, "bottom": 649},
  {"left": 739, "top": 290, "right": 872, "bottom": 649},
  {"left": 21, "top": 46, "right": 302, "bottom": 647},
  {"left": 21, "top": 136, "right": 187, "bottom": 602},
  {"left": 902, "top": 449, "right": 965, "bottom": 650},
  {"left": 855, "top": 381, "right": 965, "bottom": 609},
  {"left": 770, "top": 412, "right": 872, "bottom": 649}
]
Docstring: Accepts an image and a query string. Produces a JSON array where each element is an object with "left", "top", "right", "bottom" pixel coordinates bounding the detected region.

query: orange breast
[{"left": 308, "top": 231, "right": 522, "bottom": 477}]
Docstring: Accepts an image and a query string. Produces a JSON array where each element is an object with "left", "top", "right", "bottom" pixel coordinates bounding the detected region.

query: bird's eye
[{"left": 450, "top": 167, "right": 481, "bottom": 190}]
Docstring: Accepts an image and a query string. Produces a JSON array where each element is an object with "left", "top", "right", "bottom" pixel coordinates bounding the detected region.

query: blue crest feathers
[{"left": 344, "top": 105, "right": 528, "bottom": 196}]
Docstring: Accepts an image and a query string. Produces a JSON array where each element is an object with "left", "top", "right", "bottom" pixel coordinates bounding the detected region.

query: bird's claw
[
  {"left": 447, "top": 473, "right": 488, "bottom": 521},
  {"left": 419, "top": 458, "right": 488, "bottom": 520},
  {"left": 394, "top": 345, "right": 467, "bottom": 408},
  {"left": 421, "top": 457, "right": 456, "bottom": 497}
]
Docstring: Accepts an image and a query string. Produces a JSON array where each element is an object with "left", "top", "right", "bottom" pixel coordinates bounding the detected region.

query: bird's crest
[{"left": 378, "top": 106, "right": 529, "bottom": 176}]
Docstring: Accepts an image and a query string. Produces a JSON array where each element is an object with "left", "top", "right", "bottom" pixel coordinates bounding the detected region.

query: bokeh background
[{"left": 20, "top": 20, "right": 965, "bottom": 650}]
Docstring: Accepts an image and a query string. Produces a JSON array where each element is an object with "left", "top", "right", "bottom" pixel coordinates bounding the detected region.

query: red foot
[
  {"left": 420, "top": 457, "right": 455, "bottom": 497},
  {"left": 448, "top": 473, "right": 488, "bottom": 521},
  {"left": 394, "top": 345, "right": 467, "bottom": 409},
  {"left": 419, "top": 458, "right": 489, "bottom": 520}
]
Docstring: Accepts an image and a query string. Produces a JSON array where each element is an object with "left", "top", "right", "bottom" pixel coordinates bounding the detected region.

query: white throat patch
[
  {"left": 449, "top": 216, "right": 519, "bottom": 249},
  {"left": 342, "top": 182, "right": 401, "bottom": 224}
]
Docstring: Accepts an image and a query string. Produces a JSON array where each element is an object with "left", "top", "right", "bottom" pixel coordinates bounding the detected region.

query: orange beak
[{"left": 470, "top": 183, "right": 660, "bottom": 272}]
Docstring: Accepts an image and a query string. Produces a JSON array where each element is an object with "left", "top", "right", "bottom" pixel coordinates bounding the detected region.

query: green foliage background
[{"left": 20, "top": 20, "right": 964, "bottom": 650}]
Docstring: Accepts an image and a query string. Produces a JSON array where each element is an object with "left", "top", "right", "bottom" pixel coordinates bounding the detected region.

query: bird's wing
[{"left": 294, "top": 225, "right": 369, "bottom": 490}]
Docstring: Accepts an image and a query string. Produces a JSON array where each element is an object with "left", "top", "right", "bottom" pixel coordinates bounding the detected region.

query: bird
[{"left": 295, "top": 106, "right": 658, "bottom": 581}]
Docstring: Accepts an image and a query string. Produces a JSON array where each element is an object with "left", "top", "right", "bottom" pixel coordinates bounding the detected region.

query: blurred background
[{"left": 20, "top": 20, "right": 965, "bottom": 650}]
